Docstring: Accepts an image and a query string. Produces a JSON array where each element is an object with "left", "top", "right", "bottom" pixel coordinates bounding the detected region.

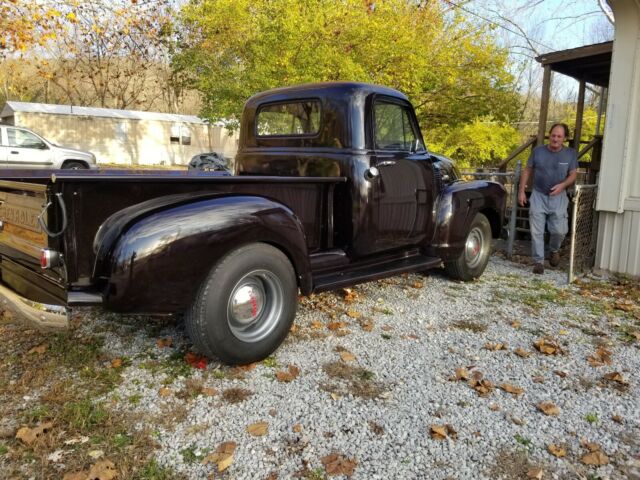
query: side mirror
[{"left": 38, "top": 143, "right": 49, "bottom": 150}]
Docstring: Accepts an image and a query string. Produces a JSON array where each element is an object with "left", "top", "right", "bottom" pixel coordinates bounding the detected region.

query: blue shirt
[{"left": 526, "top": 145, "right": 578, "bottom": 195}]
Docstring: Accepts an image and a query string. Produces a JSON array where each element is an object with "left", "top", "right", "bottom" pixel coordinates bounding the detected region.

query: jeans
[{"left": 528, "top": 189, "right": 569, "bottom": 264}]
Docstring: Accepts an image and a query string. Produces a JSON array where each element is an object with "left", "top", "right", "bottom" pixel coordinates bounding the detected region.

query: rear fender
[
  {"left": 103, "top": 195, "right": 310, "bottom": 313},
  {"left": 431, "top": 180, "right": 505, "bottom": 260}
]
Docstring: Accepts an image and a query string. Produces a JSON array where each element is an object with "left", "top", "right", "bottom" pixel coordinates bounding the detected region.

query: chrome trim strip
[{"left": 0, "top": 283, "right": 69, "bottom": 329}]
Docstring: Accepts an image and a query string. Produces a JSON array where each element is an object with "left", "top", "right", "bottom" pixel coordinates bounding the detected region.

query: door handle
[
  {"left": 10, "top": 151, "right": 19, "bottom": 154},
  {"left": 377, "top": 160, "right": 396, "bottom": 167}
]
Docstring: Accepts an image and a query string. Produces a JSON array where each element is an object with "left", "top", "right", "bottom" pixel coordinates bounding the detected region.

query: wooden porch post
[
  {"left": 573, "top": 80, "right": 585, "bottom": 150},
  {"left": 537, "top": 65, "right": 552, "bottom": 146}
]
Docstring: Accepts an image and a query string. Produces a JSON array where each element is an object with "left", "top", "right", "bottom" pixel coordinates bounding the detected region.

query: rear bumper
[{"left": 0, "top": 282, "right": 69, "bottom": 329}]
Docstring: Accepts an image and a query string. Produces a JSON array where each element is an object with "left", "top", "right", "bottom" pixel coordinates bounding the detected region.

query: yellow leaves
[
  {"left": 66, "top": 12, "right": 78, "bottom": 23},
  {"left": 346, "top": 310, "right": 361, "bottom": 319},
  {"left": 430, "top": 424, "right": 457, "bottom": 440},
  {"left": 499, "top": 383, "right": 524, "bottom": 396},
  {"left": 526, "top": 468, "right": 544, "bottom": 479},
  {"left": 342, "top": 288, "right": 358, "bottom": 303},
  {"left": 579, "top": 441, "right": 609, "bottom": 465},
  {"left": 63, "top": 460, "right": 117, "bottom": 480},
  {"left": 602, "top": 371, "right": 628, "bottom": 385},
  {"left": 292, "top": 423, "right": 303, "bottom": 433},
  {"left": 110, "top": 358, "right": 123, "bottom": 369},
  {"left": 537, "top": 402, "right": 560, "bottom": 416},
  {"left": 158, "top": 387, "right": 172, "bottom": 397},
  {"left": 547, "top": 443, "right": 567, "bottom": 457},
  {"left": 27, "top": 343, "right": 47, "bottom": 355},
  {"left": 484, "top": 342, "right": 507, "bottom": 351},
  {"left": 310, "top": 321, "right": 324, "bottom": 329},
  {"left": 327, "top": 321, "right": 347, "bottom": 331},
  {"left": 587, "top": 346, "right": 612, "bottom": 367},
  {"left": 453, "top": 367, "right": 470, "bottom": 381},
  {"left": 16, "top": 422, "right": 54, "bottom": 445},
  {"left": 203, "top": 441, "right": 236, "bottom": 472},
  {"left": 339, "top": 351, "right": 356, "bottom": 362},
  {"left": 246, "top": 421, "right": 269, "bottom": 437},
  {"left": 156, "top": 337, "right": 173, "bottom": 348},
  {"left": 533, "top": 338, "right": 563, "bottom": 355},
  {"left": 320, "top": 453, "right": 358, "bottom": 477},
  {"left": 467, "top": 371, "right": 494, "bottom": 397},
  {"left": 514, "top": 347, "right": 531, "bottom": 358},
  {"left": 275, "top": 364, "right": 300, "bottom": 383}
]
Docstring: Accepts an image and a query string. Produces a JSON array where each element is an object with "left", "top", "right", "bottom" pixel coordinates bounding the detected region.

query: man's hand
[
  {"left": 518, "top": 191, "right": 527, "bottom": 207},
  {"left": 549, "top": 183, "right": 565, "bottom": 196}
]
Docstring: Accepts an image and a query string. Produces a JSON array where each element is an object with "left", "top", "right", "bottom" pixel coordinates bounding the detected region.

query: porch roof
[{"left": 536, "top": 41, "right": 613, "bottom": 87}]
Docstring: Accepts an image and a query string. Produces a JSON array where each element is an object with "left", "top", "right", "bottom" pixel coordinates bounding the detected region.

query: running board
[{"left": 312, "top": 254, "right": 442, "bottom": 293}]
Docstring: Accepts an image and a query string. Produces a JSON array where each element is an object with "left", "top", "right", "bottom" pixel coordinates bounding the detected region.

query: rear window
[{"left": 256, "top": 100, "right": 321, "bottom": 137}]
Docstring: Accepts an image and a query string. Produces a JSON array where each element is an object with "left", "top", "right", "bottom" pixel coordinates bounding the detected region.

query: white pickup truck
[{"left": 0, "top": 125, "right": 97, "bottom": 169}]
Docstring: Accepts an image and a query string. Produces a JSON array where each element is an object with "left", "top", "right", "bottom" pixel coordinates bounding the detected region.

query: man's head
[{"left": 548, "top": 123, "right": 569, "bottom": 151}]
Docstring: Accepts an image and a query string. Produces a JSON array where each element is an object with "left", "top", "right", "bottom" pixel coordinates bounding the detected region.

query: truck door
[
  {"left": 369, "top": 99, "right": 431, "bottom": 251},
  {"left": 0, "top": 127, "right": 8, "bottom": 165},
  {"left": 5, "top": 127, "right": 53, "bottom": 169}
]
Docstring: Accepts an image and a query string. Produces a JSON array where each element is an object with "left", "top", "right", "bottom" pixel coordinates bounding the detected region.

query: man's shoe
[
  {"left": 549, "top": 250, "right": 560, "bottom": 267},
  {"left": 532, "top": 263, "right": 544, "bottom": 274}
]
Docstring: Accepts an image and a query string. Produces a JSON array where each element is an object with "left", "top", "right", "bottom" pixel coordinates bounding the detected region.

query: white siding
[{"left": 596, "top": 210, "right": 640, "bottom": 276}]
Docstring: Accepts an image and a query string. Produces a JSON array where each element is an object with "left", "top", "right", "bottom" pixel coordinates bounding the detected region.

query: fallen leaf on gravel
[
  {"left": 339, "top": 351, "right": 356, "bottom": 362},
  {"left": 587, "top": 347, "right": 612, "bottom": 367},
  {"left": 489, "top": 403, "right": 500, "bottom": 411},
  {"left": 468, "top": 372, "right": 494, "bottom": 396},
  {"left": 342, "top": 288, "right": 358, "bottom": 303},
  {"left": 293, "top": 424, "right": 303, "bottom": 433},
  {"left": 430, "top": 424, "right": 457, "bottom": 440},
  {"left": 511, "top": 321, "right": 521, "bottom": 328},
  {"left": 534, "top": 338, "right": 563, "bottom": 355},
  {"left": 547, "top": 444, "right": 567, "bottom": 457},
  {"left": 453, "top": 367, "right": 470, "bottom": 381},
  {"left": 275, "top": 365, "right": 300, "bottom": 383},
  {"left": 346, "top": 310, "right": 361, "bottom": 319},
  {"left": 614, "top": 299, "right": 635, "bottom": 312},
  {"left": 553, "top": 370, "right": 568, "bottom": 378},
  {"left": 310, "top": 321, "right": 323, "bottom": 329},
  {"left": 558, "top": 329, "right": 569, "bottom": 335},
  {"left": 368, "top": 421, "right": 384, "bottom": 435},
  {"left": 514, "top": 348, "right": 531, "bottom": 358},
  {"left": 532, "top": 375, "right": 545, "bottom": 383},
  {"left": 184, "top": 352, "right": 208, "bottom": 369},
  {"left": 499, "top": 383, "right": 525, "bottom": 396},
  {"left": 511, "top": 417, "right": 525, "bottom": 426},
  {"left": 484, "top": 342, "right": 507, "bottom": 351},
  {"left": 581, "top": 450, "right": 609, "bottom": 465},
  {"left": 246, "top": 421, "right": 269, "bottom": 437},
  {"left": 27, "top": 343, "right": 47, "bottom": 355},
  {"left": 381, "top": 325, "right": 393, "bottom": 331},
  {"left": 203, "top": 441, "right": 236, "bottom": 472},
  {"left": 64, "top": 436, "right": 89, "bottom": 445},
  {"left": 201, "top": 387, "right": 217, "bottom": 396},
  {"left": 330, "top": 393, "right": 341, "bottom": 400},
  {"left": 156, "top": 337, "right": 173, "bottom": 348},
  {"left": 327, "top": 321, "right": 347, "bottom": 331},
  {"left": 158, "top": 387, "right": 172, "bottom": 397},
  {"left": 412, "top": 281, "right": 423, "bottom": 289},
  {"left": 48, "top": 449, "right": 65, "bottom": 462},
  {"left": 110, "top": 358, "right": 123, "bottom": 369},
  {"left": 63, "top": 473, "right": 86, "bottom": 480},
  {"left": 602, "top": 372, "right": 628, "bottom": 384},
  {"left": 87, "top": 460, "right": 117, "bottom": 480},
  {"left": 321, "top": 453, "right": 357, "bottom": 477},
  {"left": 88, "top": 450, "right": 104, "bottom": 459},
  {"left": 537, "top": 402, "right": 560, "bottom": 416},
  {"left": 612, "top": 414, "right": 624, "bottom": 424},
  {"left": 526, "top": 468, "right": 544, "bottom": 479},
  {"left": 16, "top": 422, "right": 53, "bottom": 445}
]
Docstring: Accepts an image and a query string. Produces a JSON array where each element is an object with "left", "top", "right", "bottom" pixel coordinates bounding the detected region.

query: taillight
[{"left": 40, "top": 249, "right": 61, "bottom": 269}]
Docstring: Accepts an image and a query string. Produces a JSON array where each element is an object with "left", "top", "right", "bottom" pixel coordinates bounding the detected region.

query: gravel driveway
[{"left": 1, "top": 256, "right": 639, "bottom": 479}]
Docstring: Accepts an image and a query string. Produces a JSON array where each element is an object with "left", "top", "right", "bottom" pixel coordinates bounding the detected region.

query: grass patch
[
  {"left": 452, "top": 320, "right": 487, "bottom": 333},
  {"left": 585, "top": 413, "right": 599, "bottom": 424},
  {"left": 221, "top": 388, "right": 253, "bottom": 404},
  {"left": 514, "top": 434, "right": 532, "bottom": 449},
  {"left": 180, "top": 445, "right": 209, "bottom": 464},
  {"left": 321, "top": 361, "right": 386, "bottom": 399},
  {"left": 262, "top": 355, "right": 279, "bottom": 368},
  {"left": 134, "top": 459, "right": 177, "bottom": 480},
  {"left": 0, "top": 444, "right": 7, "bottom": 456}
]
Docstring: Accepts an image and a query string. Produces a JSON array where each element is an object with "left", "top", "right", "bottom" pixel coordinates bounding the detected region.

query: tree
[
  {"left": 174, "top": 0, "right": 519, "bottom": 129},
  {"left": 425, "top": 118, "right": 521, "bottom": 169}
]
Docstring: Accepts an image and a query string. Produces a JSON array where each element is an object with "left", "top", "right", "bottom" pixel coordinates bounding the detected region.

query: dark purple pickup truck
[{"left": 0, "top": 82, "right": 505, "bottom": 364}]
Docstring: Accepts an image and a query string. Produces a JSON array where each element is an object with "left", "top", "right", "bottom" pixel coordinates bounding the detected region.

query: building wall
[
  {"left": 595, "top": 0, "right": 640, "bottom": 276},
  {"left": 12, "top": 112, "right": 239, "bottom": 166}
]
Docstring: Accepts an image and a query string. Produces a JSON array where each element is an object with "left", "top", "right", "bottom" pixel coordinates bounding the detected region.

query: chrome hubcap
[
  {"left": 227, "top": 270, "right": 283, "bottom": 343},
  {"left": 465, "top": 227, "right": 485, "bottom": 268}
]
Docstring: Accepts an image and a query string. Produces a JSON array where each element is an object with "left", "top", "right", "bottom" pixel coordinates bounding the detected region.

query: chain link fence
[{"left": 568, "top": 185, "right": 598, "bottom": 282}]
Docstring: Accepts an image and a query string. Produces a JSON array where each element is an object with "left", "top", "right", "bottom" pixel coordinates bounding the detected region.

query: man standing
[{"left": 518, "top": 123, "right": 578, "bottom": 274}]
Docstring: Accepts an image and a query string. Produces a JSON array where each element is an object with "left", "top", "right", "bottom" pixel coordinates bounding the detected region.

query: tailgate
[{"left": 0, "top": 180, "right": 49, "bottom": 259}]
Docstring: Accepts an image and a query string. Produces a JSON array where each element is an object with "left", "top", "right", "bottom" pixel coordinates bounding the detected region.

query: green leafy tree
[
  {"left": 425, "top": 118, "right": 521, "bottom": 169},
  {"left": 174, "top": 0, "right": 519, "bottom": 129}
]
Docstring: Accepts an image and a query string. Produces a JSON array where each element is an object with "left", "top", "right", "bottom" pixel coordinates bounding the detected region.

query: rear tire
[
  {"left": 62, "top": 161, "right": 88, "bottom": 170},
  {"left": 444, "top": 213, "right": 492, "bottom": 281},
  {"left": 185, "top": 243, "right": 297, "bottom": 365}
]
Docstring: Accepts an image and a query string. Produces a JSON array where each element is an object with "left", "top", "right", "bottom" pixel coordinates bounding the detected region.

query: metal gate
[{"left": 568, "top": 185, "right": 598, "bottom": 282}]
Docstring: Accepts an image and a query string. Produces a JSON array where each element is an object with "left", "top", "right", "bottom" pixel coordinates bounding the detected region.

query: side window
[
  {"left": 257, "top": 100, "right": 320, "bottom": 136},
  {"left": 7, "top": 129, "right": 46, "bottom": 149},
  {"left": 374, "top": 102, "right": 418, "bottom": 150}
]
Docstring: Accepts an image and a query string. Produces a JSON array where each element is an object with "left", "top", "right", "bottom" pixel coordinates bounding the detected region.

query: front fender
[
  {"left": 103, "top": 195, "right": 310, "bottom": 313},
  {"left": 432, "top": 180, "right": 505, "bottom": 260}
]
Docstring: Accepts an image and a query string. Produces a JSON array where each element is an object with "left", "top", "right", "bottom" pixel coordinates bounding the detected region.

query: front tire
[
  {"left": 444, "top": 213, "right": 492, "bottom": 281},
  {"left": 62, "top": 161, "right": 88, "bottom": 170},
  {"left": 185, "top": 243, "right": 297, "bottom": 364}
]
